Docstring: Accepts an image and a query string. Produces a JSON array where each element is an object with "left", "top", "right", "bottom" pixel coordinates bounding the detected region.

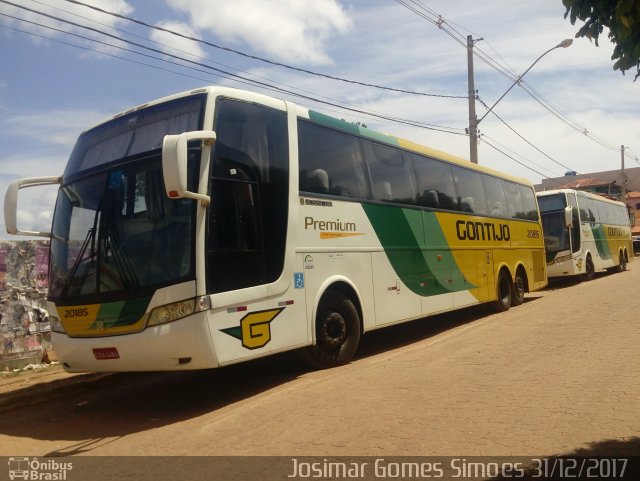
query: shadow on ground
[{"left": 0, "top": 299, "right": 511, "bottom": 455}]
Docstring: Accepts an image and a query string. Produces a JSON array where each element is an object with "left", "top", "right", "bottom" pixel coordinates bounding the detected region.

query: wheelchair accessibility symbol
[{"left": 294, "top": 272, "right": 305, "bottom": 289}]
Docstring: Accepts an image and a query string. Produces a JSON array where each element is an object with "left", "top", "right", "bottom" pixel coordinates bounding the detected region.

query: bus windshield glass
[
  {"left": 65, "top": 94, "right": 205, "bottom": 179},
  {"left": 538, "top": 193, "right": 570, "bottom": 259},
  {"left": 49, "top": 95, "right": 205, "bottom": 302}
]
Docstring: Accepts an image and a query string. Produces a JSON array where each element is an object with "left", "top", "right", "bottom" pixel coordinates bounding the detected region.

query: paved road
[{"left": 0, "top": 265, "right": 639, "bottom": 458}]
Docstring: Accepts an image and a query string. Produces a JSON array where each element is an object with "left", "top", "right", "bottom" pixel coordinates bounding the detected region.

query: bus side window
[
  {"left": 518, "top": 185, "right": 539, "bottom": 221},
  {"left": 504, "top": 181, "right": 524, "bottom": 219},
  {"left": 577, "top": 194, "right": 590, "bottom": 222},
  {"left": 482, "top": 175, "right": 506, "bottom": 218},
  {"left": 298, "top": 120, "right": 368, "bottom": 199},
  {"left": 411, "top": 153, "right": 458, "bottom": 210},
  {"left": 451, "top": 165, "right": 489, "bottom": 215},
  {"left": 362, "top": 141, "right": 417, "bottom": 204}
]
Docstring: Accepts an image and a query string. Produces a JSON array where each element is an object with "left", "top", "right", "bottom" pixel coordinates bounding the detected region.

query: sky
[{"left": 1, "top": 0, "right": 638, "bottom": 238}]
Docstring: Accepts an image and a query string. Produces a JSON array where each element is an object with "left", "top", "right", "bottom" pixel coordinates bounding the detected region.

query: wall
[{"left": 0, "top": 240, "right": 51, "bottom": 365}]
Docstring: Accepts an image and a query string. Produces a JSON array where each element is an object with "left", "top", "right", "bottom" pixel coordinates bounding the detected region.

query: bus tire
[
  {"left": 583, "top": 255, "right": 595, "bottom": 281},
  {"left": 511, "top": 268, "right": 526, "bottom": 306},
  {"left": 492, "top": 269, "right": 512, "bottom": 312},
  {"left": 303, "top": 290, "right": 361, "bottom": 369},
  {"left": 618, "top": 251, "right": 627, "bottom": 272}
]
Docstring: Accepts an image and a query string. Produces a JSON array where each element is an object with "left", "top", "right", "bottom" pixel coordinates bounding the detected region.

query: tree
[{"left": 563, "top": 0, "right": 640, "bottom": 80}]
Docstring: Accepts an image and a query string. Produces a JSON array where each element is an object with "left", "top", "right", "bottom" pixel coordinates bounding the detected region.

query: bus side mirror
[
  {"left": 4, "top": 176, "right": 62, "bottom": 237},
  {"left": 564, "top": 205, "right": 573, "bottom": 228},
  {"left": 162, "top": 130, "right": 216, "bottom": 205}
]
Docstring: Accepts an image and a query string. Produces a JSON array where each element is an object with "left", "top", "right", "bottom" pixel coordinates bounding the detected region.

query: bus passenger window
[
  {"left": 482, "top": 175, "right": 506, "bottom": 218},
  {"left": 411, "top": 153, "right": 457, "bottom": 210},
  {"left": 298, "top": 120, "right": 368, "bottom": 198},
  {"left": 451, "top": 166, "right": 489, "bottom": 215},
  {"left": 518, "top": 185, "right": 539, "bottom": 221},
  {"left": 363, "top": 141, "right": 416, "bottom": 204},
  {"left": 306, "top": 169, "right": 329, "bottom": 194}
]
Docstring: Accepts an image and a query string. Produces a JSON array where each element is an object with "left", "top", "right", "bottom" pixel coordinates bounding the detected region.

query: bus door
[
  {"left": 567, "top": 192, "right": 581, "bottom": 256},
  {"left": 204, "top": 97, "right": 306, "bottom": 363}
]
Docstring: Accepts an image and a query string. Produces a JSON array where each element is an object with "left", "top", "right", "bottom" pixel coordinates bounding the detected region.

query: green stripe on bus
[
  {"left": 307, "top": 110, "right": 401, "bottom": 147},
  {"left": 308, "top": 110, "right": 360, "bottom": 135},
  {"left": 90, "top": 296, "right": 152, "bottom": 329},
  {"left": 591, "top": 224, "right": 612, "bottom": 260},
  {"left": 362, "top": 204, "right": 472, "bottom": 296}
]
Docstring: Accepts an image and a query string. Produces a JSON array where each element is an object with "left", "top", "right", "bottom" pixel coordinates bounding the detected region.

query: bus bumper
[
  {"left": 546, "top": 255, "right": 583, "bottom": 278},
  {"left": 52, "top": 314, "right": 219, "bottom": 372}
]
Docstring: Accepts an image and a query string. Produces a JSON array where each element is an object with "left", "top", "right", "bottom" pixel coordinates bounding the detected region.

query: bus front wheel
[
  {"left": 303, "top": 290, "right": 361, "bottom": 369},
  {"left": 583, "top": 255, "right": 595, "bottom": 281},
  {"left": 492, "top": 269, "right": 512, "bottom": 312}
]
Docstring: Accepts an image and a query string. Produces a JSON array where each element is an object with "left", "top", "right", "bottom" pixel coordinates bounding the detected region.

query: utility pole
[
  {"left": 467, "top": 35, "right": 479, "bottom": 164},
  {"left": 467, "top": 38, "right": 572, "bottom": 166},
  {"left": 621, "top": 144, "right": 627, "bottom": 203}
]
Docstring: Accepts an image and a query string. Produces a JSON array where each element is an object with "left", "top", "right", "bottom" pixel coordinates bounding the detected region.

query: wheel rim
[
  {"left": 319, "top": 311, "right": 347, "bottom": 349},
  {"left": 499, "top": 274, "right": 510, "bottom": 304}
]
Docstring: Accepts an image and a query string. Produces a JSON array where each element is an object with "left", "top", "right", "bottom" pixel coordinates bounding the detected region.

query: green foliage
[{"left": 563, "top": 0, "right": 640, "bottom": 80}]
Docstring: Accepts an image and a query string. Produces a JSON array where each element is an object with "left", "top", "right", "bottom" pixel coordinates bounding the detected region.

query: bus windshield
[
  {"left": 539, "top": 193, "right": 570, "bottom": 260},
  {"left": 48, "top": 95, "right": 205, "bottom": 303},
  {"left": 49, "top": 157, "right": 198, "bottom": 302}
]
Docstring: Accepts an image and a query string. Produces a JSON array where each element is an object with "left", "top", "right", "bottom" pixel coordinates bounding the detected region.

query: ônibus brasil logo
[{"left": 8, "top": 457, "right": 73, "bottom": 480}]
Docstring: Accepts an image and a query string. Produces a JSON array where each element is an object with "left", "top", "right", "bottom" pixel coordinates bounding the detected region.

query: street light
[{"left": 468, "top": 38, "right": 573, "bottom": 164}]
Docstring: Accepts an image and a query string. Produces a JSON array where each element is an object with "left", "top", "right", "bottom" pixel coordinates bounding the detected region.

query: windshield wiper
[
  {"left": 60, "top": 226, "right": 96, "bottom": 298},
  {"left": 102, "top": 224, "right": 139, "bottom": 294}
]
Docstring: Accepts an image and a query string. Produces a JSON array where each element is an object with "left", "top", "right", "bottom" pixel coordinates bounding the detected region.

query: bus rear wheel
[
  {"left": 492, "top": 269, "right": 512, "bottom": 312},
  {"left": 619, "top": 251, "right": 627, "bottom": 272},
  {"left": 303, "top": 290, "right": 361, "bottom": 369},
  {"left": 511, "top": 268, "right": 526, "bottom": 306}
]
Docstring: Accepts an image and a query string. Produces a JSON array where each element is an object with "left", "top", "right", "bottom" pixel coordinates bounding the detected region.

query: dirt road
[{"left": 0, "top": 266, "right": 638, "bottom": 458}]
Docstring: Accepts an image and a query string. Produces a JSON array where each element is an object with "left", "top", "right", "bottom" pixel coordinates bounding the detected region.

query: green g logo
[{"left": 221, "top": 308, "right": 284, "bottom": 350}]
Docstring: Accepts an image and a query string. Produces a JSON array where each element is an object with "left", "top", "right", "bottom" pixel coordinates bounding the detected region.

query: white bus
[
  {"left": 5, "top": 86, "right": 546, "bottom": 372},
  {"left": 537, "top": 189, "right": 633, "bottom": 279}
]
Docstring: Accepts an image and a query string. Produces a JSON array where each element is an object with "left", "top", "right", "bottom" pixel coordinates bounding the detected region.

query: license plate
[{"left": 93, "top": 347, "right": 120, "bottom": 360}]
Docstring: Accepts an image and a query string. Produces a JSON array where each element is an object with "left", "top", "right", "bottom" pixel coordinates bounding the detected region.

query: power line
[
  {"left": 480, "top": 134, "right": 562, "bottom": 178},
  {"left": 0, "top": 9, "right": 466, "bottom": 136},
  {"left": 476, "top": 96, "right": 577, "bottom": 173},
  {"left": 393, "top": 0, "right": 639, "bottom": 167},
  {"left": 481, "top": 137, "right": 549, "bottom": 179},
  {"left": 21, "top": 0, "right": 420, "bottom": 124},
  {"left": 57, "top": 0, "right": 467, "bottom": 100}
]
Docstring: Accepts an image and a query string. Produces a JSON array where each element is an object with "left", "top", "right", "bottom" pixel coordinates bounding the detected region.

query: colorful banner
[
  {"left": 0, "top": 248, "right": 6, "bottom": 291},
  {"left": 35, "top": 244, "right": 49, "bottom": 289}
]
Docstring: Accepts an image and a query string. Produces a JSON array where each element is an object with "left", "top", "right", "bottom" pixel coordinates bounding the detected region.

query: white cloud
[
  {"left": 150, "top": 20, "right": 206, "bottom": 59},
  {"left": 2, "top": 109, "right": 106, "bottom": 149},
  {"left": 0, "top": 108, "right": 108, "bottom": 240},
  {"left": 164, "top": 0, "right": 353, "bottom": 65},
  {"left": 0, "top": 0, "right": 134, "bottom": 52}
]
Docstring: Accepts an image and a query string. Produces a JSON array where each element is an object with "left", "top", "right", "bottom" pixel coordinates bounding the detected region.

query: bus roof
[
  {"left": 82, "top": 85, "right": 534, "bottom": 187},
  {"left": 537, "top": 188, "right": 627, "bottom": 206}
]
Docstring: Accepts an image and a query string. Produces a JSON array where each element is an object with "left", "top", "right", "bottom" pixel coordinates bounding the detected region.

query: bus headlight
[
  {"left": 50, "top": 316, "right": 66, "bottom": 334},
  {"left": 147, "top": 296, "right": 210, "bottom": 327}
]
